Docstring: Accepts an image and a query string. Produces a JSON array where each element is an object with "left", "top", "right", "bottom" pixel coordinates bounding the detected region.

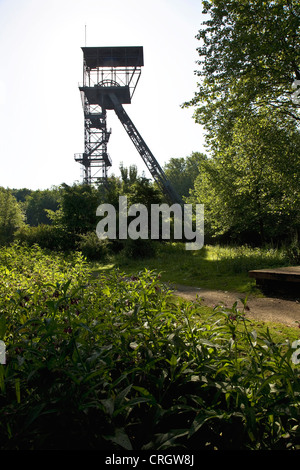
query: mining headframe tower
[{"left": 74, "top": 46, "right": 181, "bottom": 204}]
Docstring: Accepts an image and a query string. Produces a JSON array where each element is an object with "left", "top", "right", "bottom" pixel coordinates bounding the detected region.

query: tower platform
[
  {"left": 81, "top": 46, "right": 144, "bottom": 68},
  {"left": 79, "top": 85, "right": 131, "bottom": 108}
]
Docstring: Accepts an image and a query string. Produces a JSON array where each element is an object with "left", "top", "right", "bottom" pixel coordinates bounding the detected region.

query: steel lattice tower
[{"left": 74, "top": 46, "right": 181, "bottom": 204}]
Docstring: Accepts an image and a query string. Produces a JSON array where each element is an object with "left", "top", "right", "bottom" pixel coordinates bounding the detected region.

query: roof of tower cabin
[{"left": 81, "top": 46, "right": 144, "bottom": 69}]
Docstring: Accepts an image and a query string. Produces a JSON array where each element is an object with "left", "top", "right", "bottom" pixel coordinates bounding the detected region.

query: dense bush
[
  {"left": 0, "top": 244, "right": 300, "bottom": 450},
  {"left": 121, "top": 238, "right": 157, "bottom": 259},
  {"left": 15, "top": 224, "right": 77, "bottom": 252},
  {"left": 76, "top": 231, "right": 110, "bottom": 261}
]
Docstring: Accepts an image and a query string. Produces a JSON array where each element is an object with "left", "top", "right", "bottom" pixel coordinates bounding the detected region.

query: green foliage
[
  {"left": 47, "top": 183, "right": 101, "bottom": 236},
  {"left": 285, "top": 233, "right": 300, "bottom": 265},
  {"left": 0, "top": 188, "right": 25, "bottom": 245},
  {"left": 119, "top": 164, "right": 162, "bottom": 207},
  {"left": 0, "top": 244, "right": 299, "bottom": 450},
  {"left": 76, "top": 231, "right": 110, "bottom": 261},
  {"left": 11, "top": 188, "right": 33, "bottom": 203},
  {"left": 32, "top": 169, "right": 164, "bottom": 253},
  {"left": 114, "top": 242, "right": 290, "bottom": 293},
  {"left": 163, "top": 153, "right": 207, "bottom": 199},
  {"left": 119, "top": 163, "right": 139, "bottom": 188},
  {"left": 24, "top": 188, "right": 60, "bottom": 226},
  {"left": 15, "top": 224, "right": 75, "bottom": 252},
  {"left": 183, "top": 1, "right": 300, "bottom": 244},
  {"left": 121, "top": 238, "right": 157, "bottom": 259},
  {"left": 183, "top": 0, "right": 300, "bottom": 138},
  {"left": 189, "top": 110, "right": 300, "bottom": 243}
]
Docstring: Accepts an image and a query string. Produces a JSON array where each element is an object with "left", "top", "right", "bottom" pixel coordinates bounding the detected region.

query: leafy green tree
[
  {"left": 183, "top": 1, "right": 300, "bottom": 244},
  {"left": 183, "top": 0, "right": 300, "bottom": 149},
  {"left": 24, "top": 188, "right": 60, "bottom": 226},
  {"left": 97, "top": 174, "right": 122, "bottom": 209},
  {"left": 47, "top": 169, "right": 161, "bottom": 238},
  {"left": 11, "top": 188, "right": 32, "bottom": 203},
  {"left": 47, "top": 183, "right": 101, "bottom": 235},
  {"left": 0, "top": 188, "right": 25, "bottom": 244},
  {"left": 119, "top": 163, "right": 138, "bottom": 189},
  {"left": 189, "top": 110, "right": 300, "bottom": 243},
  {"left": 163, "top": 152, "right": 207, "bottom": 199},
  {"left": 102, "top": 166, "right": 163, "bottom": 254},
  {"left": 123, "top": 176, "right": 162, "bottom": 208}
]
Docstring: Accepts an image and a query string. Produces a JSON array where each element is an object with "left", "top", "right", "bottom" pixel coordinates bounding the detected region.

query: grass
[{"left": 92, "top": 242, "right": 291, "bottom": 294}]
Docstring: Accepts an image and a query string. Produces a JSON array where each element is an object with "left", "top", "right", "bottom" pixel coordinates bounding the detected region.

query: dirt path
[{"left": 172, "top": 284, "right": 300, "bottom": 328}]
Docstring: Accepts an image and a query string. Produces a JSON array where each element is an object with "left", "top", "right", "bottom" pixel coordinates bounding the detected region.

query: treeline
[
  {"left": 1, "top": 1, "right": 300, "bottom": 259},
  {"left": 0, "top": 165, "right": 164, "bottom": 259},
  {"left": 0, "top": 144, "right": 299, "bottom": 261}
]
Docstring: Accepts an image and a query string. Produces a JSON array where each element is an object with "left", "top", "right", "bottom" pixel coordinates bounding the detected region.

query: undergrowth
[
  {"left": 112, "top": 242, "right": 290, "bottom": 293},
  {"left": 0, "top": 243, "right": 300, "bottom": 450}
]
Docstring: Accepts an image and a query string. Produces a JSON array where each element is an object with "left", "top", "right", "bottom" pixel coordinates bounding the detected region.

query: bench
[{"left": 249, "top": 266, "right": 300, "bottom": 297}]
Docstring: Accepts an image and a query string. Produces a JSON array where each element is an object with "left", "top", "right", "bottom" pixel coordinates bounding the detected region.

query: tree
[
  {"left": 12, "top": 188, "right": 32, "bottom": 203},
  {"left": 189, "top": 109, "right": 300, "bottom": 243},
  {"left": 0, "top": 188, "right": 25, "bottom": 244},
  {"left": 183, "top": 1, "right": 300, "bottom": 244},
  {"left": 163, "top": 152, "right": 207, "bottom": 199},
  {"left": 24, "top": 188, "right": 60, "bottom": 226},
  {"left": 183, "top": 0, "right": 300, "bottom": 149},
  {"left": 47, "top": 183, "right": 101, "bottom": 236},
  {"left": 119, "top": 163, "right": 138, "bottom": 189}
]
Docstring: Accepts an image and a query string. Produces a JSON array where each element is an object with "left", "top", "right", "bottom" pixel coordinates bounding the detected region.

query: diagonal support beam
[
  {"left": 109, "top": 92, "right": 182, "bottom": 205},
  {"left": 86, "top": 130, "right": 111, "bottom": 156}
]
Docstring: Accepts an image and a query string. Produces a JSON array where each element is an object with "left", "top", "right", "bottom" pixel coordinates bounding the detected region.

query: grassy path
[
  {"left": 173, "top": 283, "right": 300, "bottom": 329},
  {"left": 90, "top": 242, "right": 300, "bottom": 337}
]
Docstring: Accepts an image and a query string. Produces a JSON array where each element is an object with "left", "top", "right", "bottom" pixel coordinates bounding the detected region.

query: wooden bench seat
[{"left": 249, "top": 266, "right": 300, "bottom": 296}]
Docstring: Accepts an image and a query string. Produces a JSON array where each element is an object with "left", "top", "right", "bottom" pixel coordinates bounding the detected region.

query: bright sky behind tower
[{"left": 0, "top": 0, "right": 205, "bottom": 190}]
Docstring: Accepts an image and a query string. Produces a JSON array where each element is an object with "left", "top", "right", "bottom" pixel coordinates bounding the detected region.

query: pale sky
[{"left": 0, "top": 0, "right": 205, "bottom": 190}]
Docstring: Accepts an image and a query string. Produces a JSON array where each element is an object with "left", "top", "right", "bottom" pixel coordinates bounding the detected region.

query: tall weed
[{"left": 0, "top": 243, "right": 299, "bottom": 450}]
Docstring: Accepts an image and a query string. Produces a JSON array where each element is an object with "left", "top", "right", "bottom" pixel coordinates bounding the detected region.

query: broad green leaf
[{"left": 106, "top": 429, "right": 133, "bottom": 450}]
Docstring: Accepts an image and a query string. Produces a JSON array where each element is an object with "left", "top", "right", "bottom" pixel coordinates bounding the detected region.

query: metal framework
[{"left": 75, "top": 46, "right": 181, "bottom": 203}]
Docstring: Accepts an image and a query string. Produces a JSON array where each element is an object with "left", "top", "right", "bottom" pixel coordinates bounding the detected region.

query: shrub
[
  {"left": 76, "top": 231, "right": 110, "bottom": 261},
  {"left": 15, "top": 224, "right": 76, "bottom": 252},
  {"left": 285, "top": 237, "right": 300, "bottom": 265},
  {"left": 121, "top": 238, "right": 157, "bottom": 259}
]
